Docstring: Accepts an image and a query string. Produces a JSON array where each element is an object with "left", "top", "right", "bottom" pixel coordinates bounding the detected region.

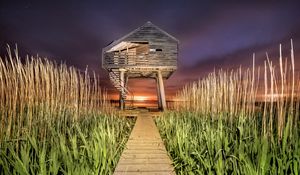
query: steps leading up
[{"left": 109, "top": 70, "right": 128, "bottom": 99}]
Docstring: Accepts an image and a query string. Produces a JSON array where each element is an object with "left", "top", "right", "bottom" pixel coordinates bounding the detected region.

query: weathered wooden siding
[
  {"left": 123, "top": 22, "right": 177, "bottom": 67},
  {"left": 103, "top": 22, "right": 178, "bottom": 69}
]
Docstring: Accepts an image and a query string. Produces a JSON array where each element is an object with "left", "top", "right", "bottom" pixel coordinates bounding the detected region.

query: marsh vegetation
[
  {"left": 0, "top": 47, "right": 134, "bottom": 174},
  {"left": 157, "top": 42, "right": 300, "bottom": 174}
]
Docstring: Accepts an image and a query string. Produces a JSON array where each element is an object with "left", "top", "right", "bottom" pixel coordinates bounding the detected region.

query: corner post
[
  {"left": 156, "top": 77, "right": 162, "bottom": 110},
  {"left": 157, "top": 70, "right": 167, "bottom": 111},
  {"left": 119, "top": 69, "right": 126, "bottom": 110}
]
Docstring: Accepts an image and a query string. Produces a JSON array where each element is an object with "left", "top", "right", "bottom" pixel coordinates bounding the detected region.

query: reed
[
  {"left": 0, "top": 45, "right": 116, "bottom": 141},
  {"left": 172, "top": 41, "right": 299, "bottom": 139},
  {"left": 157, "top": 41, "right": 300, "bottom": 174},
  {"left": 0, "top": 46, "right": 134, "bottom": 174}
]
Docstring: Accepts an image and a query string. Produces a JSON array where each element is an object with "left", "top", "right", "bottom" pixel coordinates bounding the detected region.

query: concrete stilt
[{"left": 157, "top": 70, "right": 167, "bottom": 110}]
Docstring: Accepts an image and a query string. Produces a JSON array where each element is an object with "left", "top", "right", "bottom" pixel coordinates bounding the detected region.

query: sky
[{"left": 1, "top": 0, "right": 300, "bottom": 100}]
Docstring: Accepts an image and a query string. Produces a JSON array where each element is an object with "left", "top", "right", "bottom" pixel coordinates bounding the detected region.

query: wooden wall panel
[{"left": 103, "top": 22, "right": 178, "bottom": 77}]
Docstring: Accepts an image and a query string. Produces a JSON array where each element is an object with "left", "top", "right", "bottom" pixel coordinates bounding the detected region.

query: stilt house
[{"left": 102, "top": 21, "right": 178, "bottom": 110}]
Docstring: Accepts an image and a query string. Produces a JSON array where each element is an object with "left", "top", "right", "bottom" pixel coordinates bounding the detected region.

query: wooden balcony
[{"left": 103, "top": 51, "right": 177, "bottom": 69}]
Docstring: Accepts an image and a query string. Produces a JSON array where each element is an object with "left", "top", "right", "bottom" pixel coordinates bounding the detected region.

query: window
[{"left": 149, "top": 48, "right": 162, "bottom": 52}]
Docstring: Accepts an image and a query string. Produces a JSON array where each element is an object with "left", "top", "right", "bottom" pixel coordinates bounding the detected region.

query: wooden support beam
[
  {"left": 119, "top": 69, "right": 126, "bottom": 110},
  {"left": 156, "top": 77, "right": 162, "bottom": 110},
  {"left": 157, "top": 70, "right": 167, "bottom": 111}
]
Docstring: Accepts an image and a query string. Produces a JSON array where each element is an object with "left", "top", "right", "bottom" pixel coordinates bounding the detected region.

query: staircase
[{"left": 109, "top": 70, "right": 134, "bottom": 107}]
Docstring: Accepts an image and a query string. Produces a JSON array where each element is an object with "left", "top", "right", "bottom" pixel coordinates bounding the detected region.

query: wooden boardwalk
[{"left": 114, "top": 113, "right": 175, "bottom": 175}]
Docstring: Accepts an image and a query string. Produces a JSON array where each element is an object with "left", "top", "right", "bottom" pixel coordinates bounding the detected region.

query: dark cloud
[{"left": 0, "top": 0, "right": 300, "bottom": 99}]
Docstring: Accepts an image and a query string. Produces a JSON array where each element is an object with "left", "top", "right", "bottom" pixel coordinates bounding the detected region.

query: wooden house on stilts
[{"left": 102, "top": 21, "right": 178, "bottom": 110}]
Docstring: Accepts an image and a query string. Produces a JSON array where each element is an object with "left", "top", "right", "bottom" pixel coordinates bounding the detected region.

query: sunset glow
[
  {"left": 133, "top": 96, "right": 148, "bottom": 101},
  {"left": 0, "top": 1, "right": 300, "bottom": 174},
  {"left": 1, "top": 1, "right": 299, "bottom": 100}
]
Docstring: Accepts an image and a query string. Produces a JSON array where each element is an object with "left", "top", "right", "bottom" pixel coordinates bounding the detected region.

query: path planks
[{"left": 114, "top": 113, "right": 175, "bottom": 175}]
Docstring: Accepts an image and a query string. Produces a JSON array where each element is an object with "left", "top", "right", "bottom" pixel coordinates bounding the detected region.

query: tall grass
[
  {"left": 0, "top": 46, "right": 134, "bottom": 174},
  {"left": 0, "top": 45, "right": 114, "bottom": 141},
  {"left": 1, "top": 115, "right": 134, "bottom": 174},
  {"left": 157, "top": 112, "right": 300, "bottom": 174},
  {"left": 157, "top": 41, "right": 300, "bottom": 174},
  {"left": 173, "top": 41, "right": 299, "bottom": 139}
]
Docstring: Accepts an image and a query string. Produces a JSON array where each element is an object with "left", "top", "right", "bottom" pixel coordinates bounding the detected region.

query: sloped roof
[
  {"left": 103, "top": 21, "right": 179, "bottom": 52},
  {"left": 107, "top": 41, "right": 140, "bottom": 52}
]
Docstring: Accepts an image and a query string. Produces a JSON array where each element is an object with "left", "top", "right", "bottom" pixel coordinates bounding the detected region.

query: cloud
[{"left": 1, "top": 0, "right": 300, "bottom": 100}]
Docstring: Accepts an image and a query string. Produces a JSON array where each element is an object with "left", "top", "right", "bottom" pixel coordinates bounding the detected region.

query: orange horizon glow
[
  {"left": 109, "top": 94, "right": 158, "bottom": 101},
  {"left": 132, "top": 96, "right": 149, "bottom": 101}
]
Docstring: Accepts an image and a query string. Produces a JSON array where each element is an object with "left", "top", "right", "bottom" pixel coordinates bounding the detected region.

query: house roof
[{"left": 103, "top": 21, "right": 179, "bottom": 52}]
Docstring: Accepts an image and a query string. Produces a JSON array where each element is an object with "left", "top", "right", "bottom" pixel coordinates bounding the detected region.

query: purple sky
[{"left": 1, "top": 0, "right": 300, "bottom": 99}]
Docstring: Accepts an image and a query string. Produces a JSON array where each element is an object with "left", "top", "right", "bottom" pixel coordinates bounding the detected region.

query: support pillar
[
  {"left": 119, "top": 69, "right": 126, "bottom": 110},
  {"left": 157, "top": 70, "right": 167, "bottom": 111},
  {"left": 156, "top": 77, "right": 162, "bottom": 110}
]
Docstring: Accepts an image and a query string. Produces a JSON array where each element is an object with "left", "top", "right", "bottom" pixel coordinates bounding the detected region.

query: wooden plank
[
  {"left": 117, "top": 158, "right": 172, "bottom": 165},
  {"left": 120, "top": 154, "right": 170, "bottom": 160},
  {"left": 125, "top": 145, "right": 165, "bottom": 150},
  {"left": 115, "top": 164, "right": 173, "bottom": 172},
  {"left": 113, "top": 114, "right": 175, "bottom": 175},
  {"left": 114, "top": 172, "right": 173, "bottom": 175}
]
